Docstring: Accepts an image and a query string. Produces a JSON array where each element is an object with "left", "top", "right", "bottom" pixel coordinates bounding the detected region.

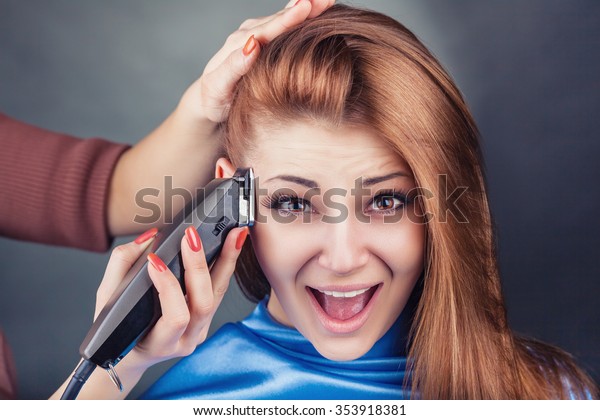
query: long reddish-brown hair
[{"left": 222, "top": 4, "right": 598, "bottom": 399}]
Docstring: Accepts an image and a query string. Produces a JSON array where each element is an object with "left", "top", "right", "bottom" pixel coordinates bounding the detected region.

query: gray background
[{"left": 0, "top": 0, "right": 598, "bottom": 399}]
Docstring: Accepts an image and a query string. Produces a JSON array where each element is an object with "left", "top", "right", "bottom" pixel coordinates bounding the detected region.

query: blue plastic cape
[{"left": 141, "top": 297, "right": 413, "bottom": 400}]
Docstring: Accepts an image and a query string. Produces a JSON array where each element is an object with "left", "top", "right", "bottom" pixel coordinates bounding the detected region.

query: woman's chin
[{"left": 311, "top": 339, "right": 373, "bottom": 362}]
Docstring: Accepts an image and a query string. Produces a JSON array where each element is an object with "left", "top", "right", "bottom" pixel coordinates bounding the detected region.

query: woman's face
[{"left": 217, "top": 122, "right": 425, "bottom": 361}]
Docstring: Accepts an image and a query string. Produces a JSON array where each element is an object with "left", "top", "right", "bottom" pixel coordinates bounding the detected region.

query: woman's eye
[
  {"left": 260, "top": 193, "right": 313, "bottom": 217},
  {"left": 279, "top": 198, "right": 307, "bottom": 212},
  {"left": 370, "top": 194, "right": 406, "bottom": 212},
  {"left": 272, "top": 196, "right": 311, "bottom": 214}
]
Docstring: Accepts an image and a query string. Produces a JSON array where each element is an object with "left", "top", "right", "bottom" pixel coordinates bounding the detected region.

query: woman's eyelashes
[
  {"left": 368, "top": 189, "right": 410, "bottom": 215},
  {"left": 259, "top": 188, "right": 411, "bottom": 217},
  {"left": 260, "top": 191, "right": 313, "bottom": 216}
]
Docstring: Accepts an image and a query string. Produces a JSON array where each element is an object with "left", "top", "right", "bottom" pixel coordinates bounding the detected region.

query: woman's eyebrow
[
  {"left": 263, "top": 171, "right": 410, "bottom": 188},
  {"left": 362, "top": 171, "right": 412, "bottom": 186},
  {"left": 264, "top": 175, "right": 318, "bottom": 188}
]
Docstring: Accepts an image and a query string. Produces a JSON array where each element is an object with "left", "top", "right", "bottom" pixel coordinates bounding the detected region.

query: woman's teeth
[
  {"left": 310, "top": 285, "right": 379, "bottom": 321},
  {"left": 317, "top": 287, "right": 371, "bottom": 298}
]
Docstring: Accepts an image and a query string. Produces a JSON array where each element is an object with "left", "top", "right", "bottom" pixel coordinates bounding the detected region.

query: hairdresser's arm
[
  {"left": 50, "top": 226, "right": 248, "bottom": 400},
  {"left": 107, "top": 0, "right": 335, "bottom": 236}
]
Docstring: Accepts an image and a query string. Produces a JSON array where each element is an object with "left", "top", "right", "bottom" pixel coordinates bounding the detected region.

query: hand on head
[
  {"left": 107, "top": 1, "right": 335, "bottom": 236},
  {"left": 179, "top": 0, "right": 335, "bottom": 123}
]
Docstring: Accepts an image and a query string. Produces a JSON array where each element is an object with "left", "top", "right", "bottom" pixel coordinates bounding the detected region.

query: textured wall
[{"left": 0, "top": 0, "right": 598, "bottom": 399}]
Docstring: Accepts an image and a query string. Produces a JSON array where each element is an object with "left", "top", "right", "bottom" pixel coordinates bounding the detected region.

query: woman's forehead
[{"left": 248, "top": 122, "right": 412, "bottom": 181}]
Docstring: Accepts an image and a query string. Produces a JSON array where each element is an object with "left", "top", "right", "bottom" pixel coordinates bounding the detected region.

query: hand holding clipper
[{"left": 59, "top": 168, "right": 255, "bottom": 399}]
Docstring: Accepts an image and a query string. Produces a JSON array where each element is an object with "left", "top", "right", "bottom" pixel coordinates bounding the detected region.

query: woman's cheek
[
  {"left": 361, "top": 216, "right": 425, "bottom": 281},
  {"left": 393, "top": 221, "right": 426, "bottom": 274},
  {"left": 250, "top": 217, "right": 314, "bottom": 283}
]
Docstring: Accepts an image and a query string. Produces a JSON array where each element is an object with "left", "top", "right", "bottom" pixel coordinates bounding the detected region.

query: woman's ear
[{"left": 215, "top": 157, "right": 237, "bottom": 179}]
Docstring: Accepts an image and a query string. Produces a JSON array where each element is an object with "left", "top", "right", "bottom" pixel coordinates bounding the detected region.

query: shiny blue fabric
[{"left": 141, "top": 297, "right": 413, "bottom": 400}]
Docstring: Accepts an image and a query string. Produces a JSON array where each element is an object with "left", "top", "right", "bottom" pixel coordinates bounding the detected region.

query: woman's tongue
[{"left": 312, "top": 287, "right": 375, "bottom": 321}]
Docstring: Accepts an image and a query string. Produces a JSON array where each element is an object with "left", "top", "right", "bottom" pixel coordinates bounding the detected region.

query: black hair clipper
[{"left": 70, "top": 168, "right": 254, "bottom": 396}]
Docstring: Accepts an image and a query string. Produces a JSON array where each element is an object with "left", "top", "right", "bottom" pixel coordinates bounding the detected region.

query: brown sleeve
[
  {"left": 0, "top": 113, "right": 131, "bottom": 252},
  {"left": 0, "top": 329, "right": 17, "bottom": 399}
]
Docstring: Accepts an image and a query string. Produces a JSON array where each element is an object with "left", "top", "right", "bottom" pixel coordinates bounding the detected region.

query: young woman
[{"left": 52, "top": 2, "right": 598, "bottom": 400}]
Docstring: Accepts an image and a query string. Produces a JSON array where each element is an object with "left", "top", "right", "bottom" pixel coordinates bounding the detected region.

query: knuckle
[
  {"left": 193, "top": 298, "right": 215, "bottom": 317},
  {"left": 110, "top": 244, "right": 132, "bottom": 263},
  {"left": 196, "top": 329, "right": 209, "bottom": 343},
  {"left": 178, "top": 343, "right": 197, "bottom": 357},
  {"left": 157, "top": 347, "right": 176, "bottom": 360},
  {"left": 222, "top": 55, "right": 240, "bottom": 76},
  {"left": 225, "top": 30, "right": 246, "bottom": 45},
  {"left": 225, "top": 32, "right": 236, "bottom": 44},
  {"left": 186, "top": 256, "right": 208, "bottom": 273},
  {"left": 225, "top": 248, "right": 242, "bottom": 265},
  {"left": 161, "top": 279, "right": 182, "bottom": 296},
  {"left": 213, "top": 282, "right": 230, "bottom": 298},
  {"left": 199, "top": 79, "right": 228, "bottom": 106},
  {"left": 239, "top": 18, "right": 256, "bottom": 30},
  {"left": 166, "top": 313, "right": 190, "bottom": 331}
]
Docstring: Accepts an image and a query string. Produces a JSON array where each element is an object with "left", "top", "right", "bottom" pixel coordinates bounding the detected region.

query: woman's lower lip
[{"left": 306, "top": 284, "right": 383, "bottom": 334}]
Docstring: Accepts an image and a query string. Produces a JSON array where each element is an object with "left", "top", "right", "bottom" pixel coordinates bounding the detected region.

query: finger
[
  {"left": 180, "top": 226, "right": 213, "bottom": 321},
  {"left": 196, "top": 0, "right": 328, "bottom": 122},
  {"left": 95, "top": 228, "right": 158, "bottom": 315},
  {"left": 207, "top": 0, "right": 329, "bottom": 72},
  {"left": 306, "top": 0, "right": 336, "bottom": 19},
  {"left": 145, "top": 253, "right": 190, "bottom": 349},
  {"left": 237, "top": 0, "right": 303, "bottom": 31},
  {"left": 180, "top": 226, "right": 248, "bottom": 345},
  {"left": 219, "top": 2, "right": 310, "bottom": 52},
  {"left": 252, "top": 1, "right": 312, "bottom": 44},
  {"left": 178, "top": 226, "right": 212, "bottom": 345},
  {"left": 238, "top": 17, "right": 265, "bottom": 31},
  {"left": 208, "top": 227, "right": 249, "bottom": 307},
  {"left": 245, "top": 0, "right": 334, "bottom": 31}
]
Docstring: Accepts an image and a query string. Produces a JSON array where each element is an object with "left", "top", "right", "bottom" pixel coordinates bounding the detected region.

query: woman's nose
[{"left": 317, "top": 214, "right": 370, "bottom": 276}]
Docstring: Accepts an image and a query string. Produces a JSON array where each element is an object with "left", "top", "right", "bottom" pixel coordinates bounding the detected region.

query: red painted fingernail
[
  {"left": 147, "top": 253, "right": 167, "bottom": 272},
  {"left": 243, "top": 35, "right": 257, "bottom": 56},
  {"left": 134, "top": 227, "right": 158, "bottom": 244},
  {"left": 185, "top": 226, "right": 202, "bottom": 252},
  {"left": 235, "top": 228, "right": 249, "bottom": 250}
]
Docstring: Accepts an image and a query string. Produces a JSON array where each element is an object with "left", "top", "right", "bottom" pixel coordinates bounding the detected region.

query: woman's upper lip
[{"left": 307, "top": 282, "right": 382, "bottom": 293}]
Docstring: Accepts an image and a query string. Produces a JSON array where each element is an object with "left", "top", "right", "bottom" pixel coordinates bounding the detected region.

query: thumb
[{"left": 95, "top": 228, "right": 158, "bottom": 318}]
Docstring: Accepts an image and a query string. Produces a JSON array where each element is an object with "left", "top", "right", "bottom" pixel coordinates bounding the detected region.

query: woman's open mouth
[{"left": 306, "top": 283, "right": 383, "bottom": 334}]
